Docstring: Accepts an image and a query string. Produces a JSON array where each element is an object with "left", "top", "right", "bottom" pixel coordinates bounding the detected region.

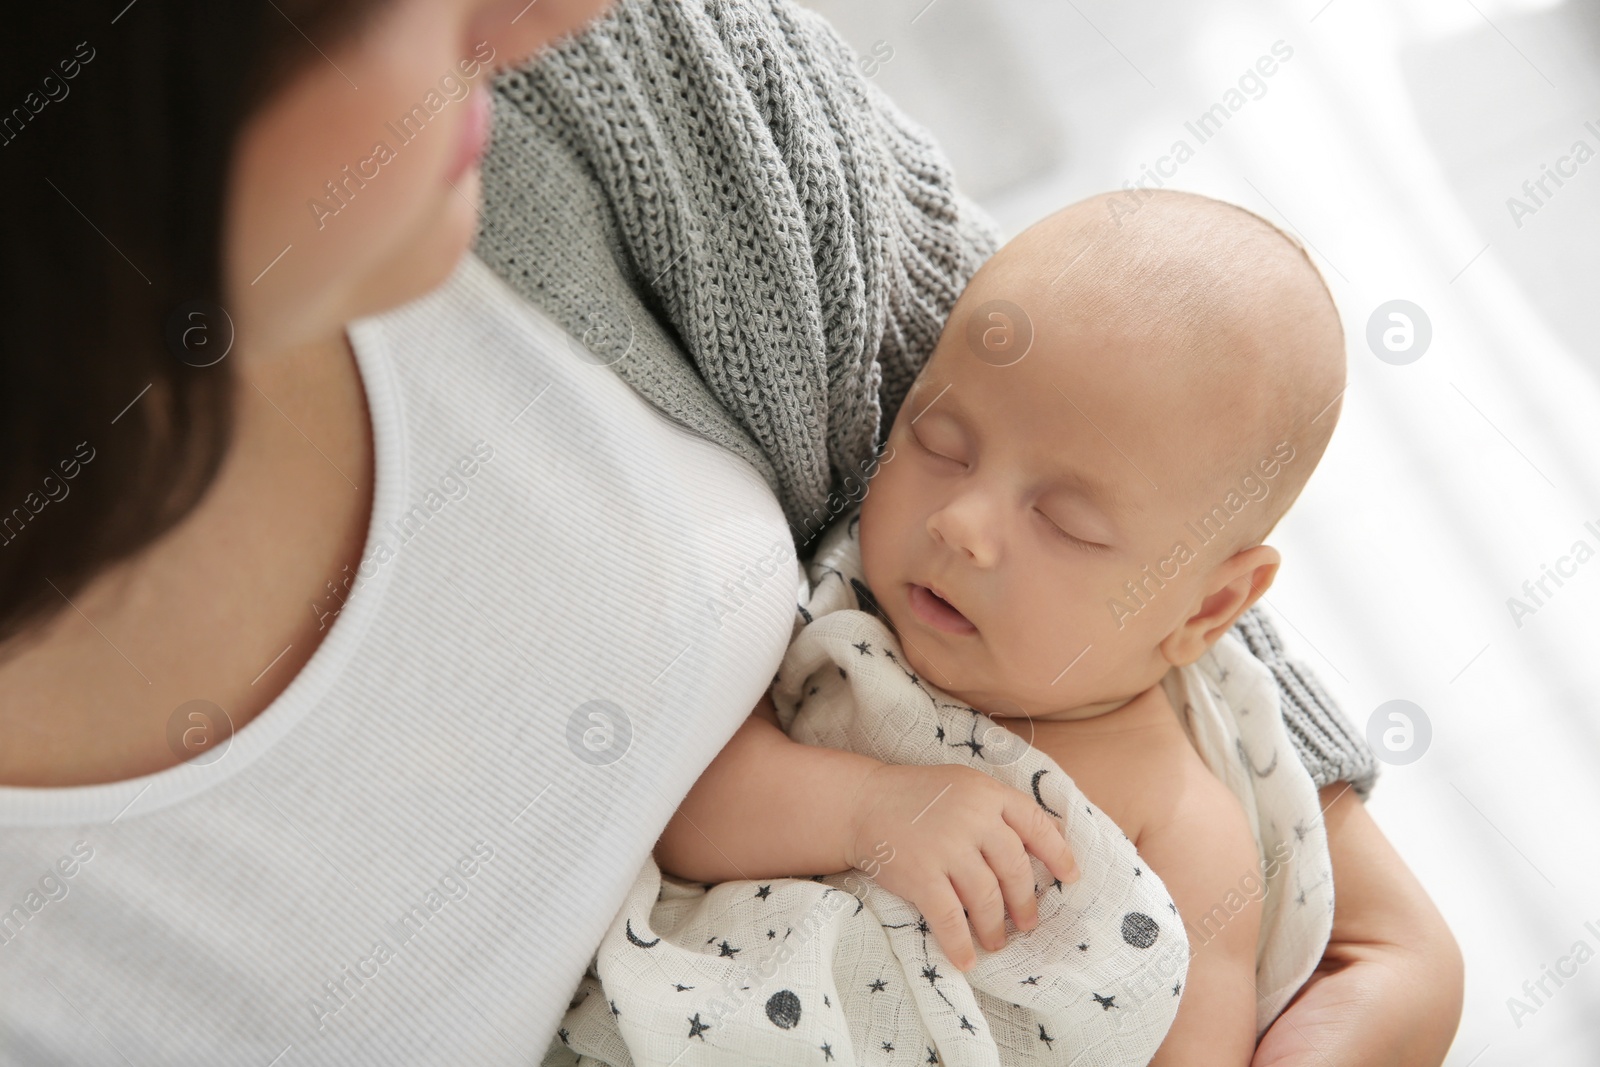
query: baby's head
[{"left": 858, "top": 189, "right": 1345, "bottom": 721}]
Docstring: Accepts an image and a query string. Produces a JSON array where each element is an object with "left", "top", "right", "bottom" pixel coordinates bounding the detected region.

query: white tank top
[{"left": 0, "top": 254, "right": 799, "bottom": 1065}]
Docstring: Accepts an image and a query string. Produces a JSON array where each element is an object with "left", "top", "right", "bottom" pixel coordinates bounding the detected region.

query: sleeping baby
[{"left": 547, "top": 189, "right": 1347, "bottom": 1067}]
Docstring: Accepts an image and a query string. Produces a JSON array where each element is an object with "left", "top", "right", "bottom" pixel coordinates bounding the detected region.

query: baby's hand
[{"left": 844, "top": 763, "right": 1079, "bottom": 971}]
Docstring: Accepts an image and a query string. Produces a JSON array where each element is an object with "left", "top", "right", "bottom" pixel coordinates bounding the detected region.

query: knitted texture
[
  {"left": 474, "top": 0, "right": 1376, "bottom": 796},
  {"left": 480, "top": 0, "right": 998, "bottom": 545}
]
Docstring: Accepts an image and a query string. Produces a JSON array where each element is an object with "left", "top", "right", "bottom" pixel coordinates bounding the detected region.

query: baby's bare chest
[{"left": 1008, "top": 707, "right": 1200, "bottom": 847}]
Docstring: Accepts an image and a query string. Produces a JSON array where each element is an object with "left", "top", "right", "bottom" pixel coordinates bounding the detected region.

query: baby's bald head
[{"left": 976, "top": 189, "right": 1346, "bottom": 550}]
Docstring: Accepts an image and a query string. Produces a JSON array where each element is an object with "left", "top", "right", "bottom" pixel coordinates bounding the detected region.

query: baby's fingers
[
  {"left": 920, "top": 881, "right": 978, "bottom": 972},
  {"left": 981, "top": 826, "right": 1040, "bottom": 933},
  {"left": 949, "top": 861, "right": 1008, "bottom": 957},
  {"left": 1004, "top": 794, "right": 1079, "bottom": 885}
]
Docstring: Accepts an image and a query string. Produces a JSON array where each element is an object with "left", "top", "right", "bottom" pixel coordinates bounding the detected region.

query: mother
[{"left": 0, "top": 0, "right": 1459, "bottom": 1064}]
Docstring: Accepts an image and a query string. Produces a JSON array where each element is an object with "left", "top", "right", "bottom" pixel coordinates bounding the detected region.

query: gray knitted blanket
[
  {"left": 474, "top": 0, "right": 1376, "bottom": 797},
  {"left": 479, "top": 0, "right": 997, "bottom": 549}
]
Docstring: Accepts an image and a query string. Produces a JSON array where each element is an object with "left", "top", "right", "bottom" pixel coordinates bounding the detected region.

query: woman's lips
[
  {"left": 908, "top": 583, "right": 977, "bottom": 635},
  {"left": 445, "top": 86, "right": 492, "bottom": 184}
]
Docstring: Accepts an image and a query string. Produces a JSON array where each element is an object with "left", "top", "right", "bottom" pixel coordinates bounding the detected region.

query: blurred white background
[{"left": 804, "top": 0, "right": 1600, "bottom": 1062}]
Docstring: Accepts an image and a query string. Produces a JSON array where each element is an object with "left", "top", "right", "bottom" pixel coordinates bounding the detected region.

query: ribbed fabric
[
  {"left": 474, "top": 0, "right": 1376, "bottom": 797},
  {"left": 0, "top": 255, "right": 799, "bottom": 1064}
]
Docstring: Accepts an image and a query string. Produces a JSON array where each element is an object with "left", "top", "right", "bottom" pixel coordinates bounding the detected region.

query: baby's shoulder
[
  {"left": 1123, "top": 723, "right": 1257, "bottom": 877},
  {"left": 1073, "top": 688, "right": 1252, "bottom": 854}
]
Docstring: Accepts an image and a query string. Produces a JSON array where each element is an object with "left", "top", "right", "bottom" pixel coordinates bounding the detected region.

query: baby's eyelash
[
  {"left": 1038, "top": 509, "right": 1107, "bottom": 552},
  {"left": 910, "top": 427, "right": 962, "bottom": 466}
]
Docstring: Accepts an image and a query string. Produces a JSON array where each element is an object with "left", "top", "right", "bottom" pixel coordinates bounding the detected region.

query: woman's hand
[
  {"left": 1252, "top": 784, "right": 1464, "bottom": 1066},
  {"left": 845, "top": 762, "right": 1079, "bottom": 971}
]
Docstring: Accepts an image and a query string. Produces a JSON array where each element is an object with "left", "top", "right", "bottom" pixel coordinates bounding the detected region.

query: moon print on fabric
[{"left": 625, "top": 919, "right": 660, "bottom": 948}]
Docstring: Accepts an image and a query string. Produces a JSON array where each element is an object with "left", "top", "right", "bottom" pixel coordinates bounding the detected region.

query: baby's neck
[{"left": 983, "top": 673, "right": 1181, "bottom": 735}]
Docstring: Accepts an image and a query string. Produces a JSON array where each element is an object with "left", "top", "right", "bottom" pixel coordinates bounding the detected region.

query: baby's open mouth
[{"left": 908, "top": 583, "right": 977, "bottom": 635}]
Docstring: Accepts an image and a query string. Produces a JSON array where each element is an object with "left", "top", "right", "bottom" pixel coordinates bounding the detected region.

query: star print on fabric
[
  {"left": 1168, "top": 902, "right": 1178, "bottom": 913},
  {"left": 853, "top": 640, "right": 873, "bottom": 656},
  {"left": 1051, "top": 878, "right": 1063, "bottom": 892},
  {"left": 1038, "top": 1024, "right": 1055, "bottom": 1049},
  {"left": 950, "top": 722, "right": 985, "bottom": 759},
  {"left": 767, "top": 929, "right": 776, "bottom": 939},
  {"left": 920, "top": 965, "right": 943, "bottom": 985},
  {"left": 926, "top": 1049, "right": 940, "bottom": 1064},
  {"left": 1134, "top": 866, "right": 1142, "bottom": 876},
  {"left": 673, "top": 983, "right": 694, "bottom": 992},
  {"left": 717, "top": 940, "right": 740, "bottom": 958},
  {"left": 609, "top": 999, "right": 620, "bottom": 1016},
  {"left": 1020, "top": 975, "right": 1041, "bottom": 985},
  {"left": 958, "top": 1015, "right": 978, "bottom": 1034},
  {"left": 557, "top": 1028, "right": 570, "bottom": 1046},
  {"left": 824, "top": 994, "right": 830, "bottom": 1008},
  {"left": 821, "top": 1042, "right": 835, "bottom": 1061},
  {"left": 755, "top": 884, "right": 771, "bottom": 899},
  {"left": 1092, "top": 993, "right": 1118, "bottom": 1011},
  {"left": 837, "top": 667, "right": 847, "bottom": 678},
  {"left": 1173, "top": 982, "right": 1182, "bottom": 996},
  {"left": 1078, "top": 943, "right": 1088, "bottom": 952},
  {"left": 868, "top": 978, "right": 888, "bottom": 992},
  {"left": 882, "top": 1041, "right": 895, "bottom": 1052},
  {"left": 688, "top": 1013, "right": 711, "bottom": 1040},
  {"left": 934, "top": 725, "right": 946, "bottom": 742}
]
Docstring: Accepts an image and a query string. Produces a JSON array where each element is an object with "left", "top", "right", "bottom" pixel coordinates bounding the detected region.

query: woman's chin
[{"left": 348, "top": 172, "right": 484, "bottom": 323}]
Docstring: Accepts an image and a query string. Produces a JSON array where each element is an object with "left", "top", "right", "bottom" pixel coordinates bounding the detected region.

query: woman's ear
[{"left": 1160, "top": 544, "right": 1281, "bottom": 668}]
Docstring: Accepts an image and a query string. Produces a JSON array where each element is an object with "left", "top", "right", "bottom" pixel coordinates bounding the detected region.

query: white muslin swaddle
[{"left": 545, "top": 507, "right": 1331, "bottom": 1066}]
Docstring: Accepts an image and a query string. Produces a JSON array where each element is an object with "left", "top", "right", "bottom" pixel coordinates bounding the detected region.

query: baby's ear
[{"left": 1159, "top": 545, "right": 1280, "bottom": 668}]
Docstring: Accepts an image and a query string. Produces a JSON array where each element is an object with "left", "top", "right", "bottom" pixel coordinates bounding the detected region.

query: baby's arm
[
  {"left": 1137, "top": 738, "right": 1264, "bottom": 1065},
  {"left": 653, "top": 692, "right": 880, "bottom": 882},
  {"left": 654, "top": 691, "right": 1079, "bottom": 971}
]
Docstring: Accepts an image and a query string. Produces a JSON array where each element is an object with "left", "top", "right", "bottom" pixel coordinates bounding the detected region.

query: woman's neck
[{"left": 0, "top": 333, "right": 374, "bottom": 787}]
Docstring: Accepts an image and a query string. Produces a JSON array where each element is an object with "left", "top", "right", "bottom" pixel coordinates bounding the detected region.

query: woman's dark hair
[{"left": 0, "top": 2, "right": 385, "bottom": 646}]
